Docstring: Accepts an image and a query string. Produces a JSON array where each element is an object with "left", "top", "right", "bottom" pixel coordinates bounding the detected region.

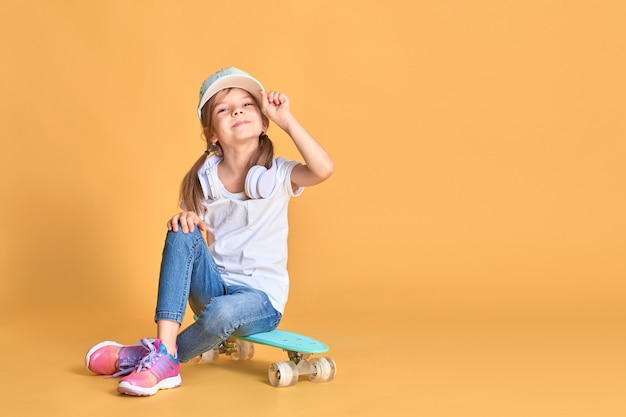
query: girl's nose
[{"left": 233, "top": 107, "right": 243, "bottom": 115}]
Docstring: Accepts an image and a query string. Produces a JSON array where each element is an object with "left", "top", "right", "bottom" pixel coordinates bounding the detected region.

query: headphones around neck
[{"left": 198, "top": 154, "right": 277, "bottom": 200}]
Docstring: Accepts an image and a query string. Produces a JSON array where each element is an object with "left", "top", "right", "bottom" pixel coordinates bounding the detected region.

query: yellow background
[{"left": 1, "top": 1, "right": 625, "bottom": 416}]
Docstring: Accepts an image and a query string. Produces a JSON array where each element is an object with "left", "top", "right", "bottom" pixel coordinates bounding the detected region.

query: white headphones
[{"left": 198, "top": 154, "right": 277, "bottom": 200}]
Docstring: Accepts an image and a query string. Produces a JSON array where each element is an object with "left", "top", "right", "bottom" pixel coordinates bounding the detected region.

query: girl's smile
[{"left": 232, "top": 120, "right": 251, "bottom": 128}]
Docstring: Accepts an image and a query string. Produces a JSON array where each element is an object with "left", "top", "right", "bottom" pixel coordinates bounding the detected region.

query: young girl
[{"left": 85, "top": 67, "right": 333, "bottom": 396}]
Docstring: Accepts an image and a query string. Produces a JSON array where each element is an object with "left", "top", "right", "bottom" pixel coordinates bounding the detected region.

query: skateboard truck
[{"left": 268, "top": 354, "right": 336, "bottom": 388}]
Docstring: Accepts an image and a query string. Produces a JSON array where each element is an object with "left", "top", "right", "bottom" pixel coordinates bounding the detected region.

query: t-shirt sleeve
[{"left": 276, "top": 157, "right": 304, "bottom": 197}]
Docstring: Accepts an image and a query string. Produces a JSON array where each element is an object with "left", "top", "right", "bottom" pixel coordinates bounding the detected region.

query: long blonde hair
[{"left": 180, "top": 88, "right": 274, "bottom": 214}]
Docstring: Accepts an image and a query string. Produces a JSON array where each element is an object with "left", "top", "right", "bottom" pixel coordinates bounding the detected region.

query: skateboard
[{"left": 197, "top": 329, "right": 337, "bottom": 387}]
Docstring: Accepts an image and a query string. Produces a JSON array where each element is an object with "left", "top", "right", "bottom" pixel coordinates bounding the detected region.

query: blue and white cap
[{"left": 197, "top": 67, "right": 264, "bottom": 120}]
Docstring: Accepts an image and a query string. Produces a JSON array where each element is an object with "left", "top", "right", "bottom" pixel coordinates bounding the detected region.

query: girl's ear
[
  {"left": 202, "top": 126, "right": 213, "bottom": 141},
  {"left": 207, "top": 130, "right": 218, "bottom": 143}
]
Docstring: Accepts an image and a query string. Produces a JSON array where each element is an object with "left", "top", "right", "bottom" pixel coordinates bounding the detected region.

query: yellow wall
[{"left": 1, "top": 0, "right": 624, "bottom": 322}]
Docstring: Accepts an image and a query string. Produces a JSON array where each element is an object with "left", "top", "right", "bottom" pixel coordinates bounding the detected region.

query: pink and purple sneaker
[
  {"left": 117, "top": 338, "right": 181, "bottom": 396},
  {"left": 85, "top": 340, "right": 150, "bottom": 376}
]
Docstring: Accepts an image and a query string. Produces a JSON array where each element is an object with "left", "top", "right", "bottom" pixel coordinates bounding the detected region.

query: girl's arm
[{"left": 262, "top": 91, "right": 334, "bottom": 188}]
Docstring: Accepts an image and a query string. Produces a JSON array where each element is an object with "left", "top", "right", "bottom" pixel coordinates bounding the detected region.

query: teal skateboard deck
[
  {"left": 197, "top": 328, "right": 336, "bottom": 387},
  {"left": 237, "top": 329, "right": 329, "bottom": 354}
]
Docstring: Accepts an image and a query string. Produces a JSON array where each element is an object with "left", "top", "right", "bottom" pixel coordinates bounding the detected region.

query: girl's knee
[{"left": 165, "top": 227, "right": 204, "bottom": 247}]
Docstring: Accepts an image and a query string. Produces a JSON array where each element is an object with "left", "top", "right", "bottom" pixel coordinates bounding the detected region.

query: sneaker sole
[{"left": 117, "top": 375, "right": 182, "bottom": 396}]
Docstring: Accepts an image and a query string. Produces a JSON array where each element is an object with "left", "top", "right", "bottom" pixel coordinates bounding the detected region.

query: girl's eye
[
  {"left": 243, "top": 102, "right": 254, "bottom": 107},
  {"left": 216, "top": 107, "right": 228, "bottom": 113}
]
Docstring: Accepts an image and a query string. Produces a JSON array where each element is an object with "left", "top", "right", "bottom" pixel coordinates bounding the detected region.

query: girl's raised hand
[
  {"left": 261, "top": 90, "right": 292, "bottom": 129},
  {"left": 167, "top": 211, "right": 207, "bottom": 234}
]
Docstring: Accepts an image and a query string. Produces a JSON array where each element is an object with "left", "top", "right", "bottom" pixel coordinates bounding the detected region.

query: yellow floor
[{"left": 2, "top": 308, "right": 624, "bottom": 417}]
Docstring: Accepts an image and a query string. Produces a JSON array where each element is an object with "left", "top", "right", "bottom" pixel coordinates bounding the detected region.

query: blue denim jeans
[{"left": 154, "top": 228, "right": 282, "bottom": 363}]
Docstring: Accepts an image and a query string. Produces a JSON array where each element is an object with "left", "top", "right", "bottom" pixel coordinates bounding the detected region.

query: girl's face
[{"left": 208, "top": 88, "right": 267, "bottom": 149}]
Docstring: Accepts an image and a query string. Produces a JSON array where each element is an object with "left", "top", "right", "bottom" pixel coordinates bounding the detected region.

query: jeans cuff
[{"left": 154, "top": 311, "right": 183, "bottom": 324}]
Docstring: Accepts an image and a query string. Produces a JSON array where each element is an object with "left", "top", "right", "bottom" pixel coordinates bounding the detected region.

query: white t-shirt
[{"left": 198, "top": 157, "right": 303, "bottom": 314}]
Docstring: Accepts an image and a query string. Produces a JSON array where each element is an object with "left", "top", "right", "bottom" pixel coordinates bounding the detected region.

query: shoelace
[
  {"left": 109, "top": 338, "right": 153, "bottom": 378},
  {"left": 130, "top": 338, "right": 161, "bottom": 375},
  {"left": 111, "top": 364, "right": 136, "bottom": 378}
]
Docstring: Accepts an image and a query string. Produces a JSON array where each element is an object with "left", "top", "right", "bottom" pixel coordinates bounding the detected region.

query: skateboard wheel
[
  {"left": 198, "top": 347, "right": 220, "bottom": 364},
  {"left": 308, "top": 357, "right": 337, "bottom": 383},
  {"left": 268, "top": 361, "right": 299, "bottom": 387},
  {"left": 231, "top": 340, "right": 255, "bottom": 361}
]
